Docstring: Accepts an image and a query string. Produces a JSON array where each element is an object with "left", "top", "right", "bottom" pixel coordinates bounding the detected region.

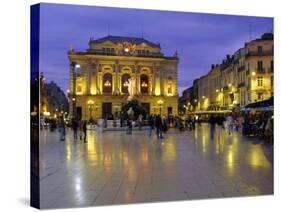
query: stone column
[
  {"left": 69, "top": 63, "right": 75, "bottom": 118},
  {"left": 86, "top": 63, "right": 91, "bottom": 95},
  {"left": 149, "top": 73, "right": 153, "bottom": 95},
  {"left": 114, "top": 62, "right": 120, "bottom": 94},
  {"left": 152, "top": 66, "right": 156, "bottom": 95},
  {"left": 135, "top": 66, "right": 140, "bottom": 95},
  {"left": 160, "top": 67, "right": 164, "bottom": 96},
  {"left": 90, "top": 61, "right": 97, "bottom": 95},
  {"left": 174, "top": 65, "right": 178, "bottom": 96},
  {"left": 96, "top": 63, "right": 100, "bottom": 94}
]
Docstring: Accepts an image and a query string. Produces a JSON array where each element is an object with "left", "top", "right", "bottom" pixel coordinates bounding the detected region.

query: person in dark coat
[
  {"left": 148, "top": 115, "right": 155, "bottom": 137},
  {"left": 58, "top": 116, "right": 65, "bottom": 141},
  {"left": 209, "top": 115, "right": 216, "bottom": 140},
  {"left": 162, "top": 116, "right": 168, "bottom": 133},
  {"left": 72, "top": 118, "right": 78, "bottom": 140},
  {"left": 155, "top": 115, "right": 163, "bottom": 139},
  {"left": 83, "top": 120, "right": 87, "bottom": 143}
]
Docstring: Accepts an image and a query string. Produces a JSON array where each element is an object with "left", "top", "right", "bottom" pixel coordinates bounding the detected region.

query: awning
[
  {"left": 244, "top": 97, "right": 273, "bottom": 109},
  {"left": 187, "top": 110, "right": 231, "bottom": 115}
]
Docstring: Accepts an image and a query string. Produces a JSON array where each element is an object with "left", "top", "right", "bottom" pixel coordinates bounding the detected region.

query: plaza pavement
[{"left": 39, "top": 123, "right": 273, "bottom": 209}]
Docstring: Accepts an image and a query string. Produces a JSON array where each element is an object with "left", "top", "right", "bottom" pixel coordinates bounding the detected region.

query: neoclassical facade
[
  {"left": 68, "top": 35, "right": 179, "bottom": 120},
  {"left": 179, "top": 32, "right": 273, "bottom": 112}
]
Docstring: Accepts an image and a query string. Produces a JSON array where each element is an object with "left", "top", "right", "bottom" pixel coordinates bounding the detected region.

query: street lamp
[
  {"left": 71, "top": 62, "right": 80, "bottom": 119},
  {"left": 157, "top": 99, "right": 164, "bottom": 115}
]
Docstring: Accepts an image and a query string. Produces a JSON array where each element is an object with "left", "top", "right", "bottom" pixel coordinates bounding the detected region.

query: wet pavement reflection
[{"left": 39, "top": 123, "right": 273, "bottom": 209}]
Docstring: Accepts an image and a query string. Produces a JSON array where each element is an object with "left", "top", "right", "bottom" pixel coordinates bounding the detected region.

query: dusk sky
[{"left": 39, "top": 3, "right": 273, "bottom": 95}]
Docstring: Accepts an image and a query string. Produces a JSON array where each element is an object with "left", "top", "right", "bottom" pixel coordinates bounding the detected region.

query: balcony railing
[
  {"left": 255, "top": 68, "right": 266, "bottom": 73},
  {"left": 268, "top": 68, "right": 274, "bottom": 73},
  {"left": 246, "top": 50, "right": 273, "bottom": 57}
]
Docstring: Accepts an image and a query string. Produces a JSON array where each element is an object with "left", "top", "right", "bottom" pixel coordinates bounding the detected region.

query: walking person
[
  {"left": 155, "top": 114, "right": 163, "bottom": 139},
  {"left": 226, "top": 113, "right": 234, "bottom": 135},
  {"left": 72, "top": 118, "right": 78, "bottom": 140},
  {"left": 83, "top": 120, "right": 87, "bottom": 143},
  {"left": 137, "top": 114, "right": 143, "bottom": 131},
  {"left": 162, "top": 116, "right": 168, "bottom": 133},
  {"left": 192, "top": 116, "right": 196, "bottom": 130},
  {"left": 148, "top": 114, "right": 155, "bottom": 137},
  {"left": 209, "top": 114, "right": 216, "bottom": 140},
  {"left": 126, "top": 118, "right": 132, "bottom": 134},
  {"left": 198, "top": 116, "right": 202, "bottom": 127},
  {"left": 79, "top": 120, "right": 83, "bottom": 140},
  {"left": 58, "top": 116, "right": 65, "bottom": 141}
]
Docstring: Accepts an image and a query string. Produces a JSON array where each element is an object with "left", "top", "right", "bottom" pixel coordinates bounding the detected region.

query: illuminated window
[
  {"left": 140, "top": 74, "right": 149, "bottom": 94},
  {"left": 122, "top": 73, "right": 131, "bottom": 93},
  {"left": 257, "top": 77, "right": 263, "bottom": 86},
  {"left": 77, "top": 84, "right": 82, "bottom": 93},
  {"left": 103, "top": 73, "right": 112, "bottom": 93},
  {"left": 167, "top": 83, "right": 172, "bottom": 94},
  {"left": 257, "top": 61, "right": 263, "bottom": 72},
  {"left": 257, "top": 92, "right": 263, "bottom": 100}
]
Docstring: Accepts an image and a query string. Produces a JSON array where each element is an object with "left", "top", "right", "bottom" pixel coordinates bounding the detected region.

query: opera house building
[{"left": 68, "top": 35, "right": 179, "bottom": 120}]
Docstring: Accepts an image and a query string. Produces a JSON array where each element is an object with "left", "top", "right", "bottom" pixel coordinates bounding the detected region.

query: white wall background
[{"left": 0, "top": 0, "right": 280, "bottom": 211}]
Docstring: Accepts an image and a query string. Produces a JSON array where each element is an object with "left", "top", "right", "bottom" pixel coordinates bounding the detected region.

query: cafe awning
[{"left": 242, "top": 97, "right": 273, "bottom": 111}]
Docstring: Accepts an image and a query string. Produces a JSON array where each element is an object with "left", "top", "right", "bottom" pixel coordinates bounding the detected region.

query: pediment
[{"left": 99, "top": 40, "right": 116, "bottom": 46}]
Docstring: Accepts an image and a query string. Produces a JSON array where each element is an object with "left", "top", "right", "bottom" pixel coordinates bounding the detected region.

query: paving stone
[{"left": 39, "top": 124, "right": 273, "bottom": 209}]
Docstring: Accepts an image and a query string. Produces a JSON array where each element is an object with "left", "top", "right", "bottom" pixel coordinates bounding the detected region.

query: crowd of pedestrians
[
  {"left": 147, "top": 114, "right": 168, "bottom": 139},
  {"left": 41, "top": 110, "right": 273, "bottom": 144},
  {"left": 55, "top": 116, "right": 88, "bottom": 142},
  {"left": 70, "top": 118, "right": 88, "bottom": 143},
  {"left": 242, "top": 112, "right": 273, "bottom": 142}
]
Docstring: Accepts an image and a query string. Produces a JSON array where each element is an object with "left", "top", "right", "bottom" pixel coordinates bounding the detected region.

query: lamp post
[{"left": 71, "top": 62, "right": 80, "bottom": 119}]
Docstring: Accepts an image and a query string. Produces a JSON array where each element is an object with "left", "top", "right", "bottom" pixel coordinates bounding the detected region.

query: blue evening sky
[{"left": 38, "top": 3, "right": 273, "bottom": 95}]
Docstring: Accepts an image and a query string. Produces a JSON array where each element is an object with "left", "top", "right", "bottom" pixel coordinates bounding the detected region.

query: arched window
[
  {"left": 103, "top": 73, "right": 112, "bottom": 93},
  {"left": 122, "top": 73, "right": 131, "bottom": 93},
  {"left": 140, "top": 74, "right": 149, "bottom": 94}
]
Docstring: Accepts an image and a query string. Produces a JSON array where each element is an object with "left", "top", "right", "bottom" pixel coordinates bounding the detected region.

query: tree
[{"left": 120, "top": 99, "right": 146, "bottom": 120}]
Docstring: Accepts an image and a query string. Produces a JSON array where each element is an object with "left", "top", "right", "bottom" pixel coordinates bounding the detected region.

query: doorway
[{"left": 102, "top": 102, "right": 112, "bottom": 119}]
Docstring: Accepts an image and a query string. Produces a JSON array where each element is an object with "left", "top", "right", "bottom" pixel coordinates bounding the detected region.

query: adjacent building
[
  {"left": 68, "top": 35, "right": 179, "bottom": 120},
  {"left": 180, "top": 32, "right": 274, "bottom": 112},
  {"left": 44, "top": 81, "right": 68, "bottom": 116},
  {"left": 40, "top": 73, "right": 68, "bottom": 118}
]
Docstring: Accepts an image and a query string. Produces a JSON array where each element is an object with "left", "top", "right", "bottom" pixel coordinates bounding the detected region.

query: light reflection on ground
[{"left": 39, "top": 123, "right": 273, "bottom": 209}]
